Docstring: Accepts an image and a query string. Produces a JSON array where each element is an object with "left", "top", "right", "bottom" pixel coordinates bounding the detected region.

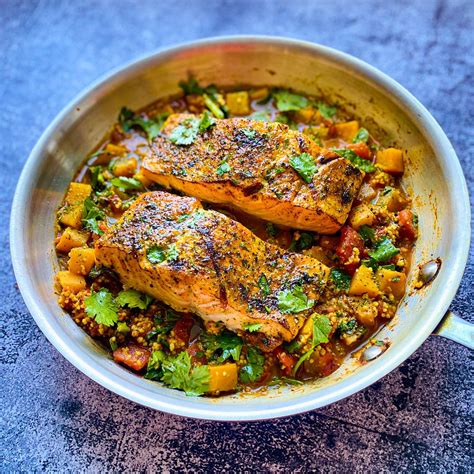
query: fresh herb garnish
[
  {"left": 110, "top": 176, "right": 143, "bottom": 191},
  {"left": 289, "top": 232, "right": 315, "bottom": 252},
  {"left": 258, "top": 274, "right": 271, "bottom": 296},
  {"left": 277, "top": 285, "right": 314, "bottom": 314},
  {"left": 249, "top": 111, "right": 271, "bottom": 122},
  {"left": 358, "top": 225, "right": 376, "bottom": 245},
  {"left": 330, "top": 268, "right": 352, "bottom": 291},
  {"left": 273, "top": 89, "right": 309, "bottom": 111},
  {"left": 317, "top": 102, "right": 337, "bottom": 120},
  {"left": 239, "top": 346, "right": 265, "bottom": 383},
  {"left": 82, "top": 197, "right": 105, "bottom": 234},
  {"left": 169, "top": 112, "right": 217, "bottom": 146},
  {"left": 241, "top": 128, "right": 257, "bottom": 139},
  {"left": 119, "top": 107, "right": 168, "bottom": 141},
  {"left": 266, "top": 222, "right": 278, "bottom": 238},
  {"left": 337, "top": 319, "right": 357, "bottom": 334},
  {"left": 333, "top": 148, "right": 376, "bottom": 173},
  {"left": 289, "top": 152, "right": 318, "bottom": 183},
  {"left": 146, "top": 244, "right": 179, "bottom": 264},
  {"left": 352, "top": 128, "right": 369, "bottom": 143},
  {"left": 116, "top": 289, "right": 153, "bottom": 310},
  {"left": 201, "top": 332, "right": 243, "bottom": 363},
  {"left": 216, "top": 158, "right": 231, "bottom": 176},
  {"left": 117, "top": 322, "right": 130, "bottom": 333},
  {"left": 368, "top": 237, "right": 400, "bottom": 263},
  {"left": 144, "top": 350, "right": 166, "bottom": 380},
  {"left": 293, "top": 314, "right": 331, "bottom": 375},
  {"left": 147, "top": 310, "right": 180, "bottom": 339},
  {"left": 89, "top": 166, "right": 105, "bottom": 191},
  {"left": 243, "top": 323, "right": 263, "bottom": 332},
  {"left": 84, "top": 288, "right": 119, "bottom": 327}
]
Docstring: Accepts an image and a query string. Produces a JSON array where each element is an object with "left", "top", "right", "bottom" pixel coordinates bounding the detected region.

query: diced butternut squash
[
  {"left": 377, "top": 268, "right": 406, "bottom": 299},
  {"left": 59, "top": 182, "right": 92, "bottom": 228},
  {"left": 249, "top": 87, "right": 269, "bottom": 101},
  {"left": 294, "top": 107, "right": 317, "bottom": 124},
  {"left": 56, "top": 227, "right": 89, "bottom": 253},
  {"left": 349, "top": 265, "right": 380, "bottom": 297},
  {"left": 105, "top": 143, "right": 127, "bottom": 156},
  {"left": 225, "top": 91, "right": 250, "bottom": 116},
  {"left": 68, "top": 247, "right": 96, "bottom": 275},
  {"left": 113, "top": 157, "right": 137, "bottom": 177},
  {"left": 376, "top": 148, "right": 404, "bottom": 175},
  {"left": 349, "top": 204, "right": 375, "bottom": 230},
  {"left": 335, "top": 121, "right": 359, "bottom": 142},
  {"left": 377, "top": 188, "right": 407, "bottom": 212},
  {"left": 208, "top": 363, "right": 238, "bottom": 393},
  {"left": 303, "top": 246, "right": 332, "bottom": 266},
  {"left": 355, "top": 300, "right": 378, "bottom": 326},
  {"left": 56, "top": 271, "right": 86, "bottom": 293}
]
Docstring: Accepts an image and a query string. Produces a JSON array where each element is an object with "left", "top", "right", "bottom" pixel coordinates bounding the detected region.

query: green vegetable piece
[
  {"left": 249, "top": 111, "right": 271, "bottom": 122},
  {"left": 169, "top": 117, "right": 200, "bottom": 145},
  {"left": 198, "top": 110, "right": 216, "bottom": 132},
  {"left": 110, "top": 176, "right": 143, "bottom": 191},
  {"left": 289, "top": 152, "right": 318, "bottom": 183},
  {"left": 116, "top": 322, "right": 130, "bottom": 334},
  {"left": 178, "top": 77, "right": 204, "bottom": 95},
  {"left": 289, "top": 232, "right": 315, "bottom": 252},
  {"left": 161, "top": 351, "right": 210, "bottom": 396},
  {"left": 277, "top": 285, "right": 314, "bottom": 314},
  {"left": 201, "top": 332, "right": 243, "bottom": 363},
  {"left": 330, "top": 268, "right": 351, "bottom": 291},
  {"left": 317, "top": 102, "right": 337, "bottom": 120},
  {"left": 243, "top": 323, "right": 263, "bottom": 333},
  {"left": 273, "top": 90, "right": 309, "bottom": 111},
  {"left": 203, "top": 93, "right": 225, "bottom": 119},
  {"left": 352, "top": 127, "right": 369, "bottom": 143},
  {"left": 118, "top": 107, "right": 168, "bottom": 141},
  {"left": 89, "top": 166, "right": 105, "bottom": 191},
  {"left": 337, "top": 319, "right": 357, "bottom": 334},
  {"left": 358, "top": 225, "right": 376, "bottom": 245},
  {"left": 258, "top": 274, "right": 271, "bottom": 296},
  {"left": 144, "top": 350, "right": 166, "bottom": 381},
  {"left": 109, "top": 337, "right": 118, "bottom": 351},
  {"left": 82, "top": 197, "right": 105, "bottom": 235},
  {"left": 85, "top": 288, "right": 119, "bottom": 327},
  {"left": 239, "top": 346, "right": 265, "bottom": 383},
  {"left": 368, "top": 237, "right": 400, "bottom": 263},
  {"left": 116, "top": 289, "right": 152, "bottom": 310},
  {"left": 333, "top": 148, "right": 376, "bottom": 173}
]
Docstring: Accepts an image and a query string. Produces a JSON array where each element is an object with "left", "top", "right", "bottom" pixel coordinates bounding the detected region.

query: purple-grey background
[{"left": 1, "top": 0, "right": 473, "bottom": 471}]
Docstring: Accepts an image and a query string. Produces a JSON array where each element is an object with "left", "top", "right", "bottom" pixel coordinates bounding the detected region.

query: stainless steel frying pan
[{"left": 10, "top": 36, "right": 472, "bottom": 421}]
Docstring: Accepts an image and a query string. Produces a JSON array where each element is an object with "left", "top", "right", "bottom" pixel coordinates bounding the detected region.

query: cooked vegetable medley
[{"left": 55, "top": 81, "right": 417, "bottom": 396}]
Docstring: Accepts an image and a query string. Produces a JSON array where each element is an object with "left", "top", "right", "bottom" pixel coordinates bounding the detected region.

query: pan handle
[{"left": 434, "top": 311, "right": 474, "bottom": 349}]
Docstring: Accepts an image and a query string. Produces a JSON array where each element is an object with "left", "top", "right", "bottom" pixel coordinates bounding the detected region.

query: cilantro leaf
[
  {"left": 241, "top": 128, "right": 257, "bottom": 139},
  {"left": 201, "top": 332, "right": 243, "bottom": 363},
  {"left": 337, "top": 319, "right": 357, "bottom": 334},
  {"left": 274, "top": 113, "right": 298, "bottom": 130},
  {"left": 116, "top": 289, "right": 152, "bottom": 310},
  {"left": 358, "top": 225, "right": 376, "bottom": 245},
  {"left": 368, "top": 237, "right": 400, "bottom": 263},
  {"left": 178, "top": 77, "right": 204, "bottom": 95},
  {"left": 289, "top": 153, "right": 318, "bottom": 183},
  {"left": 89, "top": 166, "right": 105, "bottom": 191},
  {"left": 146, "top": 244, "right": 179, "bottom": 264},
  {"left": 144, "top": 350, "right": 166, "bottom": 380},
  {"left": 249, "top": 111, "right": 271, "bottom": 122},
  {"left": 169, "top": 117, "right": 200, "bottom": 145},
  {"left": 198, "top": 110, "right": 216, "bottom": 132},
  {"left": 119, "top": 107, "right": 168, "bottom": 141},
  {"left": 352, "top": 128, "right": 369, "bottom": 143},
  {"left": 333, "top": 148, "right": 376, "bottom": 173},
  {"left": 289, "top": 232, "right": 315, "bottom": 252},
  {"left": 82, "top": 197, "right": 105, "bottom": 234},
  {"left": 258, "top": 274, "right": 271, "bottom": 296},
  {"left": 160, "top": 351, "right": 210, "bottom": 396},
  {"left": 243, "top": 323, "right": 262, "bottom": 333},
  {"left": 330, "top": 268, "right": 351, "bottom": 291},
  {"left": 147, "top": 310, "right": 180, "bottom": 339},
  {"left": 266, "top": 222, "right": 278, "bottom": 238},
  {"left": 216, "top": 158, "right": 231, "bottom": 176},
  {"left": 84, "top": 288, "right": 119, "bottom": 327},
  {"left": 277, "top": 285, "right": 314, "bottom": 314},
  {"left": 110, "top": 176, "right": 143, "bottom": 191},
  {"left": 317, "top": 102, "right": 337, "bottom": 120},
  {"left": 273, "top": 90, "right": 309, "bottom": 111},
  {"left": 239, "top": 346, "right": 265, "bottom": 383}
]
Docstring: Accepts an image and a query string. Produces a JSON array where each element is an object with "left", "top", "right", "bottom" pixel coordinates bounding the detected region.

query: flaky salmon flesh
[
  {"left": 142, "top": 114, "right": 364, "bottom": 234},
  {"left": 95, "top": 191, "right": 330, "bottom": 351}
]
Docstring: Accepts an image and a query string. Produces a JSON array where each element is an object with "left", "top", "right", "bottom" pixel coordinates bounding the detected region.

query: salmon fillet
[
  {"left": 95, "top": 191, "right": 330, "bottom": 351},
  {"left": 142, "top": 114, "right": 364, "bottom": 234}
]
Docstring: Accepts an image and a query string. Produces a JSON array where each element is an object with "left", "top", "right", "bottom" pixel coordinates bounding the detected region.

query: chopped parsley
[
  {"left": 317, "top": 102, "right": 337, "bottom": 120},
  {"left": 239, "top": 346, "right": 265, "bottom": 383},
  {"left": 146, "top": 244, "right": 179, "bottom": 264},
  {"left": 273, "top": 89, "right": 309, "bottom": 111},
  {"left": 82, "top": 197, "right": 105, "bottom": 235},
  {"left": 330, "top": 268, "right": 352, "bottom": 291},
  {"left": 289, "top": 152, "right": 318, "bottom": 183},
  {"left": 258, "top": 274, "right": 271, "bottom": 296},
  {"left": 216, "top": 158, "right": 231, "bottom": 176},
  {"left": 84, "top": 288, "right": 119, "bottom": 327},
  {"left": 118, "top": 107, "right": 168, "bottom": 141},
  {"left": 243, "top": 323, "right": 263, "bottom": 333},
  {"left": 201, "top": 332, "right": 243, "bottom": 363},
  {"left": 333, "top": 148, "right": 376, "bottom": 173},
  {"left": 368, "top": 237, "right": 400, "bottom": 263},
  {"left": 277, "top": 285, "right": 314, "bottom": 314},
  {"left": 116, "top": 289, "right": 153, "bottom": 310},
  {"left": 293, "top": 314, "right": 332, "bottom": 375},
  {"left": 352, "top": 127, "right": 369, "bottom": 143}
]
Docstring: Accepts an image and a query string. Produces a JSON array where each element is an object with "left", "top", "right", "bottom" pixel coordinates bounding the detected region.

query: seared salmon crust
[
  {"left": 95, "top": 191, "right": 330, "bottom": 351},
  {"left": 143, "top": 114, "right": 364, "bottom": 234}
]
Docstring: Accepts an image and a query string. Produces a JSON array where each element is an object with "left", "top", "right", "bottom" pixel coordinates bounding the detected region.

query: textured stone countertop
[{"left": 1, "top": 0, "right": 473, "bottom": 471}]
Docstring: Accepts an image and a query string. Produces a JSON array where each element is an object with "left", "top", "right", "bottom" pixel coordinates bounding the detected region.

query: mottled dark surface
[{"left": 1, "top": 0, "right": 473, "bottom": 471}]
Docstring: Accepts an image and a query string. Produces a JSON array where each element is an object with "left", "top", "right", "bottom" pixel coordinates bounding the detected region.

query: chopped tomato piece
[
  {"left": 398, "top": 209, "right": 417, "bottom": 241},
  {"left": 187, "top": 340, "right": 207, "bottom": 364},
  {"left": 173, "top": 318, "right": 194, "bottom": 344},
  {"left": 336, "top": 225, "right": 366, "bottom": 274},
  {"left": 113, "top": 343, "right": 150, "bottom": 371},
  {"left": 347, "top": 142, "right": 371, "bottom": 160},
  {"left": 274, "top": 347, "right": 297, "bottom": 376}
]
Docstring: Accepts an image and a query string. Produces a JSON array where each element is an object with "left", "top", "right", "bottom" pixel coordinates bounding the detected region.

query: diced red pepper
[
  {"left": 398, "top": 209, "right": 417, "bottom": 241},
  {"left": 336, "top": 225, "right": 366, "bottom": 274},
  {"left": 274, "top": 347, "right": 297, "bottom": 376},
  {"left": 173, "top": 317, "right": 194, "bottom": 344},
  {"left": 347, "top": 142, "right": 371, "bottom": 160},
  {"left": 113, "top": 343, "right": 150, "bottom": 371}
]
